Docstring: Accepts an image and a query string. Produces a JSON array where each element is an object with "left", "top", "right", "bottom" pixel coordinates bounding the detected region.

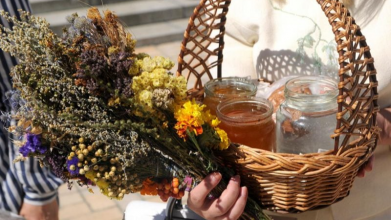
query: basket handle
[
  {"left": 176, "top": 0, "right": 231, "bottom": 99},
  {"left": 176, "top": 0, "right": 379, "bottom": 154}
]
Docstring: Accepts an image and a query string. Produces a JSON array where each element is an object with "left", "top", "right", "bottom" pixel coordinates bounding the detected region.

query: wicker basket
[{"left": 176, "top": 0, "right": 380, "bottom": 214}]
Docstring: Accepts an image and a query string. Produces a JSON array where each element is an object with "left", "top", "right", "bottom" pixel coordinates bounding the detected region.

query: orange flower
[
  {"left": 174, "top": 100, "right": 205, "bottom": 139},
  {"left": 174, "top": 121, "right": 188, "bottom": 139}
]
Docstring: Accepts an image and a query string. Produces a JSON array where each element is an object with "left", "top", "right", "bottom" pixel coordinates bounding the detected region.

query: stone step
[
  {"left": 35, "top": 0, "right": 198, "bottom": 36},
  {"left": 30, "top": 0, "right": 133, "bottom": 14},
  {"left": 128, "top": 18, "right": 188, "bottom": 47}
]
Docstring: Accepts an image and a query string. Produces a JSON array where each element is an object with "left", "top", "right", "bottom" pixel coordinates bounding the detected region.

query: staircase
[{"left": 30, "top": 0, "right": 198, "bottom": 46}]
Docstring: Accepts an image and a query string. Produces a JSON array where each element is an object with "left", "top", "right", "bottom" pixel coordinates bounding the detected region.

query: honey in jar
[
  {"left": 216, "top": 97, "right": 276, "bottom": 151},
  {"left": 203, "top": 77, "right": 257, "bottom": 115}
]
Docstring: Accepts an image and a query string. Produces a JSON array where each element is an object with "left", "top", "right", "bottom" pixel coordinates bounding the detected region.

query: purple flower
[
  {"left": 78, "top": 175, "right": 94, "bottom": 186},
  {"left": 19, "top": 134, "right": 47, "bottom": 157},
  {"left": 66, "top": 156, "right": 80, "bottom": 176},
  {"left": 31, "top": 135, "right": 41, "bottom": 146},
  {"left": 19, "top": 147, "right": 31, "bottom": 157},
  {"left": 45, "top": 150, "right": 68, "bottom": 182}
]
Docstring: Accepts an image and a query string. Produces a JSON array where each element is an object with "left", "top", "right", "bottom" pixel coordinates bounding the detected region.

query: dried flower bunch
[
  {"left": 0, "top": 8, "right": 227, "bottom": 196},
  {"left": 0, "top": 8, "right": 267, "bottom": 219}
]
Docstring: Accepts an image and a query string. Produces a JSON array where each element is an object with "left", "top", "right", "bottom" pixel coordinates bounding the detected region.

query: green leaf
[
  {"left": 197, "top": 125, "right": 220, "bottom": 150},
  {"left": 186, "top": 129, "right": 202, "bottom": 155}
]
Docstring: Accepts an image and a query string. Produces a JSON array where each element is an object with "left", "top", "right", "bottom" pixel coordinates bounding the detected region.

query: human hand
[
  {"left": 357, "top": 155, "right": 374, "bottom": 178},
  {"left": 19, "top": 199, "right": 59, "bottom": 220},
  {"left": 187, "top": 172, "right": 248, "bottom": 220}
]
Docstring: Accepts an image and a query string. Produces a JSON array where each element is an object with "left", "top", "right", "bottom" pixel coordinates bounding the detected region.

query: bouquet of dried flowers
[{"left": 0, "top": 8, "right": 268, "bottom": 219}]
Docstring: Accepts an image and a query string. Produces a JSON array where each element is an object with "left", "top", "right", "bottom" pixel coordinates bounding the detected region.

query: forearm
[
  {"left": 20, "top": 198, "right": 59, "bottom": 220},
  {"left": 377, "top": 107, "right": 391, "bottom": 145}
]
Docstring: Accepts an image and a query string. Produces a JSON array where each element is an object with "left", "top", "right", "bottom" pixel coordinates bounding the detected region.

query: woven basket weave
[{"left": 176, "top": 0, "right": 380, "bottom": 213}]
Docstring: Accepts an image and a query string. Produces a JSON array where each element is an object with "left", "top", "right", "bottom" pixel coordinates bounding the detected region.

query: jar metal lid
[{"left": 204, "top": 77, "right": 257, "bottom": 99}]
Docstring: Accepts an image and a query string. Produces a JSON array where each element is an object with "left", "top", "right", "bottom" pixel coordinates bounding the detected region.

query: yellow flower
[
  {"left": 138, "top": 90, "right": 153, "bottom": 108},
  {"left": 108, "top": 97, "right": 121, "bottom": 106},
  {"left": 210, "top": 118, "right": 221, "bottom": 128},
  {"left": 85, "top": 170, "right": 110, "bottom": 196},
  {"left": 85, "top": 170, "right": 95, "bottom": 181},
  {"left": 130, "top": 57, "right": 187, "bottom": 117},
  {"left": 175, "top": 100, "right": 205, "bottom": 125},
  {"left": 203, "top": 110, "right": 221, "bottom": 128},
  {"left": 215, "top": 128, "right": 230, "bottom": 150},
  {"left": 128, "top": 59, "right": 142, "bottom": 76},
  {"left": 174, "top": 100, "right": 206, "bottom": 138},
  {"left": 108, "top": 46, "right": 119, "bottom": 55},
  {"left": 142, "top": 57, "right": 157, "bottom": 72},
  {"left": 96, "top": 179, "right": 109, "bottom": 196}
]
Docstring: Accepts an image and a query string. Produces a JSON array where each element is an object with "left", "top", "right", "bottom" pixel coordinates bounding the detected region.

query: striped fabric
[{"left": 0, "top": 0, "right": 63, "bottom": 214}]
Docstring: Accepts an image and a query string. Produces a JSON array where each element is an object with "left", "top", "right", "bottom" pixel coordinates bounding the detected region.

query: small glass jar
[
  {"left": 203, "top": 77, "right": 257, "bottom": 115},
  {"left": 216, "top": 97, "right": 275, "bottom": 151},
  {"left": 276, "top": 76, "right": 338, "bottom": 154}
]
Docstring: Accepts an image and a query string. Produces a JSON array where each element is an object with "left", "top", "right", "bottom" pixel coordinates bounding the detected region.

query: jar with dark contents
[
  {"left": 203, "top": 77, "right": 257, "bottom": 115},
  {"left": 276, "top": 76, "right": 338, "bottom": 154},
  {"left": 216, "top": 97, "right": 276, "bottom": 151}
]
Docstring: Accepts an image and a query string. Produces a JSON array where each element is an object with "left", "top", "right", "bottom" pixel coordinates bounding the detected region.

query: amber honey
[
  {"left": 203, "top": 77, "right": 257, "bottom": 115},
  {"left": 216, "top": 98, "right": 275, "bottom": 151}
]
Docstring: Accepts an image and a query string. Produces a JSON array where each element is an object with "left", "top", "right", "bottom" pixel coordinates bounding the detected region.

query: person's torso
[{"left": 225, "top": 0, "right": 391, "bottom": 107}]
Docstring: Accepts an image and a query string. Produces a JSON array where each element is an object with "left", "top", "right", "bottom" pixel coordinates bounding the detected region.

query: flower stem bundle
[{"left": 0, "top": 8, "right": 268, "bottom": 219}]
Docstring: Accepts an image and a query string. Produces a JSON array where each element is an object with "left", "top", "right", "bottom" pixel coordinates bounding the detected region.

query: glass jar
[
  {"left": 216, "top": 97, "right": 275, "bottom": 151},
  {"left": 276, "top": 76, "right": 338, "bottom": 154},
  {"left": 203, "top": 77, "right": 257, "bottom": 115}
]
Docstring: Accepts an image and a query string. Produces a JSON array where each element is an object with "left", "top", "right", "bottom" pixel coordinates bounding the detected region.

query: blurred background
[
  {"left": 31, "top": 0, "right": 197, "bottom": 46},
  {"left": 29, "top": 0, "right": 198, "bottom": 219}
]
